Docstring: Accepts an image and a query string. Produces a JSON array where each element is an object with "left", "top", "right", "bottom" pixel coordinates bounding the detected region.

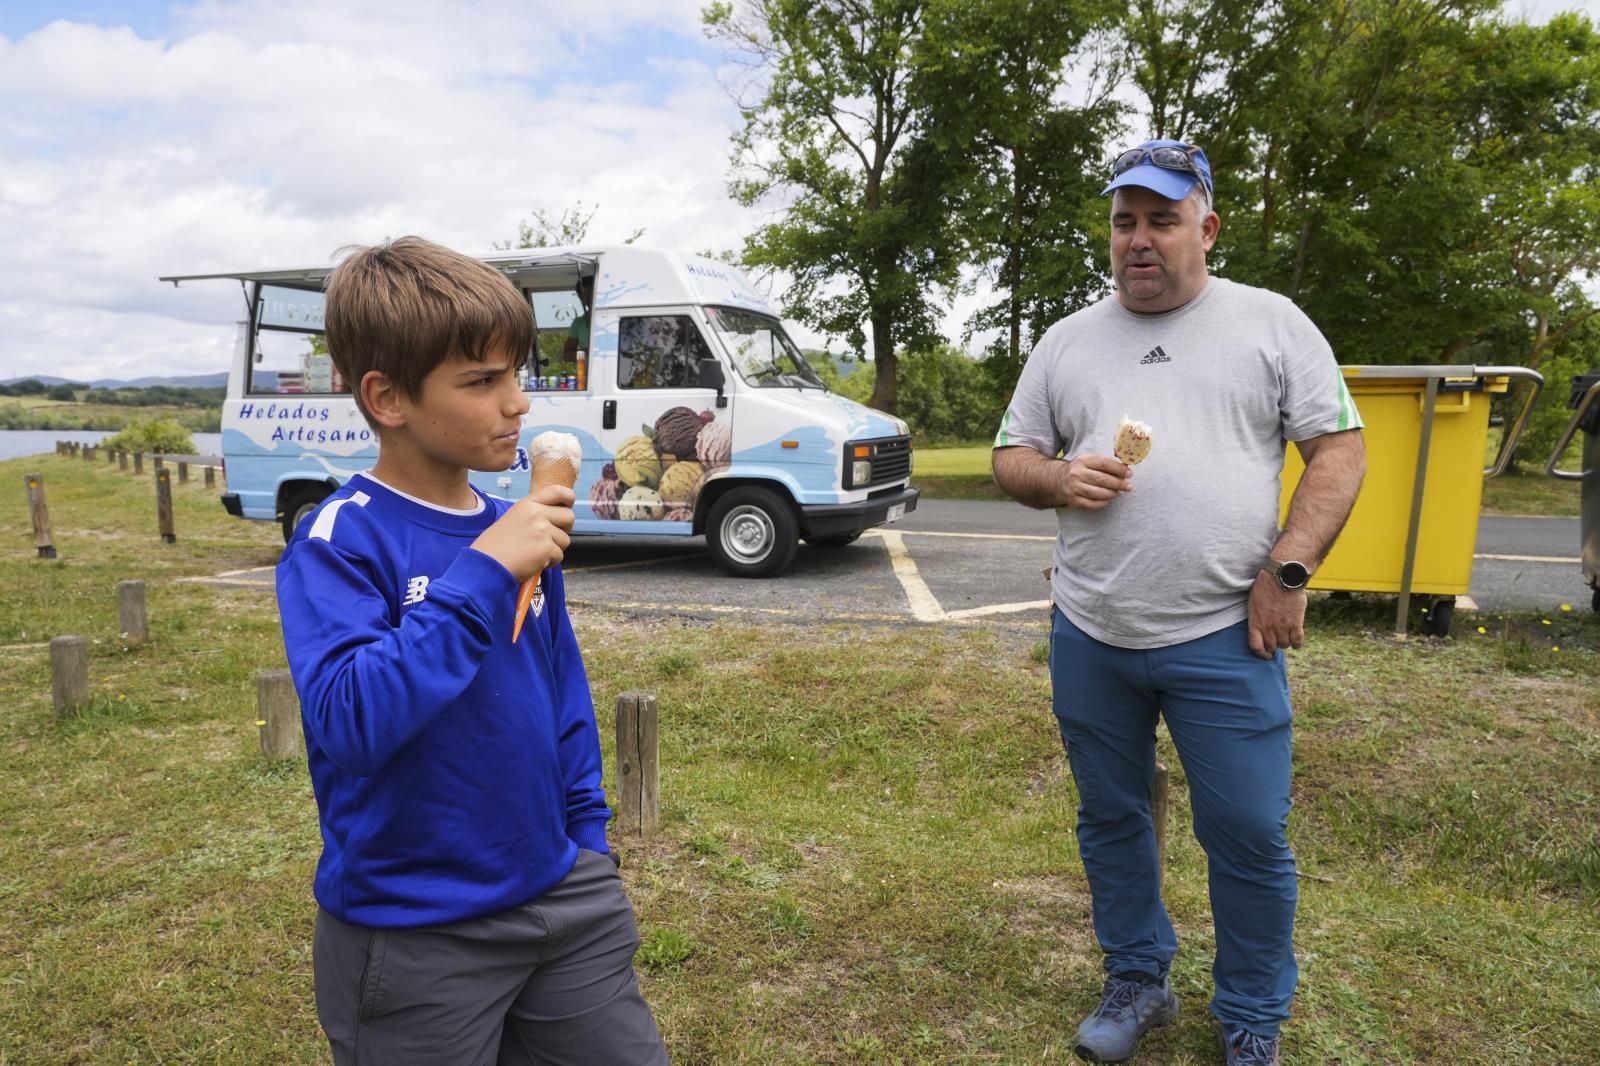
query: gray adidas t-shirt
[{"left": 995, "top": 277, "right": 1361, "bottom": 649}]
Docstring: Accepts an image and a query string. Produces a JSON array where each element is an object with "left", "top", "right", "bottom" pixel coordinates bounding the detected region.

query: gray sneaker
[
  {"left": 1217, "top": 1025, "right": 1281, "bottom": 1066},
  {"left": 1072, "top": 973, "right": 1179, "bottom": 1062}
]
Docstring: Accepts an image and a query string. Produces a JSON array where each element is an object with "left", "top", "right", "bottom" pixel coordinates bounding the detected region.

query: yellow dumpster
[{"left": 1279, "top": 365, "right": 1543, "bottom": 636}]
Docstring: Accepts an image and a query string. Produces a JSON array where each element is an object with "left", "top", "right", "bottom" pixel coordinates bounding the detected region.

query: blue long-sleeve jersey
[{"left": 275, "top": 473, "right": 609, "bottom": 928}]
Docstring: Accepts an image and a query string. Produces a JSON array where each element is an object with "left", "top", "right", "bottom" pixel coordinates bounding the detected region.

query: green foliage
[
  {"left": 46, "top": 383, "right": 78, "bottom": 401},
  {"left": 706, "top": 0, "right": 964, "bottom": 413},
  {"left": 1512, "top": 317, "right": 1600, "bottom": 473},
  {"left": 0, "top": 377, "right": 51, "bottom": 396},
  {"left": 892, "top": 344, "right": 1002, "bottom": 444},
  {"left": 914, "top": 0, "right": 1122, "bottom": 387},
  {"left": 81, "top": 384, "right": 224, "bottom": 408},
  {"left": 1132, "top": 0, "right": 1600, "bottom": 368},
  {"left": 637, "top": 926, "right": 696, "bottom": 973},
  {"left": 496, "top": 200, "right": 645, "bottom": 250},
  {"left": 101, "top": 417, "right": 197, "bottom": 455}
]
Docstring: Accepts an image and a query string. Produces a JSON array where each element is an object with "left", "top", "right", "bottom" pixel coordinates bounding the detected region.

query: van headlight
[{"left": 851, "top": 459, "right": 872, "bottom": 486}]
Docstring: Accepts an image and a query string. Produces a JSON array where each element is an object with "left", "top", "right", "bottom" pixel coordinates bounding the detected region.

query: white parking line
[
  {"left": 1472, "top": 553, "right": 1581, "bottom": 563},
  {"left": 867, "top": 529, "right": 1054, "bottom": 542},
  {"left": 878, "top": 530, "right": 948, "bottom": 622}
]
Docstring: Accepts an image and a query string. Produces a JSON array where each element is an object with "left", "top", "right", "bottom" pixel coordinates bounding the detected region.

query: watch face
[{"left": 1278, "top": 561, "right": 1310, "bottom": 589}]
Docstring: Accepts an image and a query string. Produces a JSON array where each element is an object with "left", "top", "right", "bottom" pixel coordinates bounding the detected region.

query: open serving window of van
[
  {"left": 703, "top": 307, "right": 824, "bottom": 389},
  {"left": 252, "top": 284, "right": 343, "bottom": 396}
]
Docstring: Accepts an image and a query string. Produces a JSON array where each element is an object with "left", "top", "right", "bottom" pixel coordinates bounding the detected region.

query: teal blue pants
[{"left": 1050, "top": 609, "right": 1298, "bottom": 1038}]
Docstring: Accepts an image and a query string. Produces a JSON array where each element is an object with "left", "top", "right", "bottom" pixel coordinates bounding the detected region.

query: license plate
[{"left": 885, "top": 503, "right": 906, "bottom": 523}]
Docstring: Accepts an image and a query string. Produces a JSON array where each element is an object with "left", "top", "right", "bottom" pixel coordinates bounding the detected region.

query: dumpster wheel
[{"left": 1424, "top": 597, "right": 1455, "bottom": 637}]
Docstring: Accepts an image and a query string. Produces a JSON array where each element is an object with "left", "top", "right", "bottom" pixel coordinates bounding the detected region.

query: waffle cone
[{"left": 532, "top": 453, "right": 580, "bottom": 491}]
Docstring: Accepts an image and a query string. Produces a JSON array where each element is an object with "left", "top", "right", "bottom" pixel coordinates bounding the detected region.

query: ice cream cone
[{"left": 513, "top": 433, "right": 582, "bottom": 643}]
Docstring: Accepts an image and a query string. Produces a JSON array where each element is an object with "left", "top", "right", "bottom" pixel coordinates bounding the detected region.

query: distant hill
[{"left": 0, "top": 373, "right": 229, "bottom": 389}]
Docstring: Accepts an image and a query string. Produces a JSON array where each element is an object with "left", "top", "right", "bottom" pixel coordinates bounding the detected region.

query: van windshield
[{"left": 704, "top": 307, "right": 824, "bottom": 389}]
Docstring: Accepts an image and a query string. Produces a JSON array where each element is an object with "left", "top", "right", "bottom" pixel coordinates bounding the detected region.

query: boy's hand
[{"left": 472, "top": 486, "right": 575, "bottom": 581}]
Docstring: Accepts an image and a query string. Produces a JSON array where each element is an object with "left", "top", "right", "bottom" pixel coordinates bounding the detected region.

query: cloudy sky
[{"left": 1, "top": 0, "right": 1595, "bottom": 384}]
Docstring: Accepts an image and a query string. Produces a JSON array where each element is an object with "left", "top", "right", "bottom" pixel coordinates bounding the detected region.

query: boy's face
[{"left": 397, "top": 344, "right": 529, "bottom": 474}]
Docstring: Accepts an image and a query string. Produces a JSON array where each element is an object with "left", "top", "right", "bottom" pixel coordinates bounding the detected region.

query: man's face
[{"left": 1110, "top": 185, "right": 1220, "bottom": 314}]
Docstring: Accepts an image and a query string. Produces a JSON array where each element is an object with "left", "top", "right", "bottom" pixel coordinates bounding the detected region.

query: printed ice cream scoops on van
[{"left": 589, "top": 406, "right": 726, "bottom": 523}]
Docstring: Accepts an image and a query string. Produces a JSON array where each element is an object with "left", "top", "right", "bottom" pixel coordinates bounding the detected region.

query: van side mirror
[{"left": 699, "top": 359, "right": 728, "bottom": 408}]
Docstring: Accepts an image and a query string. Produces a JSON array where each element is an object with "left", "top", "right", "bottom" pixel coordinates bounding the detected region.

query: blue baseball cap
[{"left": 1102, "top": 139, "right": 1213, "bottom": 202}]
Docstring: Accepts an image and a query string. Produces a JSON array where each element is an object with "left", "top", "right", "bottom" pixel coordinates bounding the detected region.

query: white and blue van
[{"left": 160, "top": 245, "right": 917, "bottom": 577}]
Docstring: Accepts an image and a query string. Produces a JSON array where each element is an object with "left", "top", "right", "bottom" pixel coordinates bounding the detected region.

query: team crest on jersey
[{"left": 528, "top": 585, "right": 546, "bottom": 619}]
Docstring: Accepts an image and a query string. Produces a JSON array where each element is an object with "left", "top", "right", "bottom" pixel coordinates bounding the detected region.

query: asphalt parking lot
[{"left": 202, "top": 501, "right": 1589, "bottom": 629}]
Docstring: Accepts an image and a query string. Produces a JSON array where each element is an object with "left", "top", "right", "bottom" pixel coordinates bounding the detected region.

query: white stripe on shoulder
[{"left": 308, "top": 490, "right": 371, "bottom": 541}]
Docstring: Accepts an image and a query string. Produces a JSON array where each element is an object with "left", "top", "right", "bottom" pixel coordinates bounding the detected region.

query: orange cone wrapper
[{"left": 512, "top": 432, "right": 582, "bottom": 643}]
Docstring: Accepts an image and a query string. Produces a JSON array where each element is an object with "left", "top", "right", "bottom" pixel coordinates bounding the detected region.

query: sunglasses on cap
[{"left": 1111, "top": 145, "right": 1211, "bottom": 193}]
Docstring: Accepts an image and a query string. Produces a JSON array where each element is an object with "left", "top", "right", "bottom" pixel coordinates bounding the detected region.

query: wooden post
[
  {"left": 154, "top": 455, "right": 165, "bottom": 472},
  {"left": 204, "top": 464, "right": 216, "bottom": 488},
  {"left": 107, "top": 446, "right": 116, "bottom": 464},
  {"left": 256, "top": 670, "right": 303, "bottom": 758},
  {"left": 133, "top": 451, "right": 143, "bottom": 475},
  {"left": 614, "top": 692, "right": 660, "bottom": 837},
  {"left": 25, "top": 473, "right": 56, "bottom": 559},
  {"left": 118, "top": 449, "right": 128, "bottom": 472},
  {"left": 56, "top": 441, "right": 66, "bottom": 456},
  {"left": 177, "top": 461, "right": 189, "bottom": 483},
  {"left": 1152, "top": 761, "right": 1171, "bottom": 876},
  {"left": 155, "top": 468, "right": 176, "bottom": 543},
  {"left": 51, "top": 635, "right": 90, "bottom": 719},
  {"left": 118, "top": 580, "right": 148, "bottom": 645},
  {"left": 82, "top": 445, "right": 93, "bottom": 462}
]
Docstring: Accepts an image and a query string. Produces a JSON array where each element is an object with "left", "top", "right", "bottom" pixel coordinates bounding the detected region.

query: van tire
[
  {"left": 281, "top": 485, "right": 332, "bottom": 543},
  {"left": 706, "top": 487, "right": 798, "bottom": 578}
]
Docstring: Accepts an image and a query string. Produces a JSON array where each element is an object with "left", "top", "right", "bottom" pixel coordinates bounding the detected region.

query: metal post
[{"left": 1395, "top": 377, "right": 1439, "bottom": 636}]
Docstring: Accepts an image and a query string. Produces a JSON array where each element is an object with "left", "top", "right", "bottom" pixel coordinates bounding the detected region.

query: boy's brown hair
[{"left": 324, "top": 236, "right": 532, "bottom": 427}]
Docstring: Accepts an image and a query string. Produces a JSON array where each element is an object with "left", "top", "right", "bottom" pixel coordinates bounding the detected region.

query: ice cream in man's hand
[
  {"left": 512, "top": 431, "right": 581, "bottom": 644},
  {"left": 1114, "top": 416, "right": 1153, "bottom": 465}
]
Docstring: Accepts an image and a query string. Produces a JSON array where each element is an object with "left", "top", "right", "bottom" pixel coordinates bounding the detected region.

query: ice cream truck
[{"left": 160, "top": 245, "right": 918, "bottom": 577}]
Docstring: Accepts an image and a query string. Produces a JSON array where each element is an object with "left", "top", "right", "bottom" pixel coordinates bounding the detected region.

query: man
[
  {"left": 992, "top": 140, "right": 1365, "bottom": 1066},
  {"left": 562, "top": 274, "right": 594, "bottom": 363}
]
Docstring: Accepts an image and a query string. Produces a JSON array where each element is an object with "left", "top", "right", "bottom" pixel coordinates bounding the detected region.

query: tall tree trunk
[
  {"left": 1007, "top": 147, "right": 1024, "bottom": 368},
  {"left": 869, "top": 307, "right": 898, "bottom": 413}
]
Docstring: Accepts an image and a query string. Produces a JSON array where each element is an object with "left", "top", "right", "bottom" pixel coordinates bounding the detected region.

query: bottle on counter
[{"left": 576, "top": 349, "right": 587, "bottom": 391}]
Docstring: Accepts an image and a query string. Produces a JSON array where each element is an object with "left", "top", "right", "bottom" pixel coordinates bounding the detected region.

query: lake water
[{"left": 0, "top": 429, "right": 223, "bottom": 462}]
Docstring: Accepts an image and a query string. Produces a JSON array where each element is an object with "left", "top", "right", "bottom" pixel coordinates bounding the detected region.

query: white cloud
[{"left": 0, "top": 0, "right": 786, "bottom": 383}]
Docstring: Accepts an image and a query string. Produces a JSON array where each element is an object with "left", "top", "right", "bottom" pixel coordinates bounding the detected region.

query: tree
[
  {"left": 705, "top": 0, "right": 963, "bottom": 413},
  {"left": 1121, "top": 0, "right": 1600, "bottom": 368},
  {"left": 914, "top": 0, "right": 1123, "bottom": 391},
  {"left": 495, "top": 200, "right": 645, "bottom": 250}
]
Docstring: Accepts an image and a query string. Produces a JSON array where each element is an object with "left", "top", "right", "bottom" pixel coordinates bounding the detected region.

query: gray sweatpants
[{"left": 314, "top": 849, "right": 669, "bottom": 1065}]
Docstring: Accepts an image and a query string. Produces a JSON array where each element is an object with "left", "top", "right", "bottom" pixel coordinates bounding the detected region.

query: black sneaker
[
  {"left": 1217, "top": 1024, "right": 1281, "bottom": 1066},
  {"left": 1072, "top": 973, "right": 1179, "bottom": 1062}
]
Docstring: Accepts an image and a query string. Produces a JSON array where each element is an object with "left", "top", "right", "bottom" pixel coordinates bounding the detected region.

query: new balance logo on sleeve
[
  {"left": 1139, "top": 346, "right": 1172, "bottom": 365},
  {"left": 402, "top": 575, "right": 430, "bottom": 606}
]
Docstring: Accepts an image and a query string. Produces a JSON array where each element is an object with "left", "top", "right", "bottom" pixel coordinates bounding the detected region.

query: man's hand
[
  {"left": 1061, "top": 453, "right": 1133, "bottom": 510},
  {"left": 1247, "top": 569, "right": 1306, "bottom": 658},
  {"left": 471, "top": 485, "right": 576, "bottom": 581}
]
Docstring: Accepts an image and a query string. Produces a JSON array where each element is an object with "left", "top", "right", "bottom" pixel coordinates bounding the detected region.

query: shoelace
[
  {"left": 1226, "top": 1029, "right": 1280, "bottom": 1065},
  {"left": 1092, "top": 976, "right": 1144, "bottom": 1020}
]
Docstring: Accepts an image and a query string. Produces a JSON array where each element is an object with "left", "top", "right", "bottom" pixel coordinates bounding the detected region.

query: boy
[{"left": 276, "top": 236, "right": 669, "bottom": 1065}]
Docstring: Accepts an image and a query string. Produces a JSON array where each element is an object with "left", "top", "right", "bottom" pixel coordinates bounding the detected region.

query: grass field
[
  {"left": 3, "top": 457, "right": 1597, "bottom": 1063},
  {"left": 0, "top": 397, "right": 219, "bottom": 433},
  {"left": 916, "top": 443, "right": 1583, "bottom": 516}
]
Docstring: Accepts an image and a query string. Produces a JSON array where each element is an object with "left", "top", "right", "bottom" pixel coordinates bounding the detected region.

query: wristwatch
[{"left": 1264, "top": 559, "right": 1311, "bottom": 591}]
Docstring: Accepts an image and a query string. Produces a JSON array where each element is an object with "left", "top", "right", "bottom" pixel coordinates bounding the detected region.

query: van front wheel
[
  {"left": 707, "top": 487, "right": 798, "bottom": 578},
  {"left": 281, "top": 486, "right": 332, "bottom": 543}
]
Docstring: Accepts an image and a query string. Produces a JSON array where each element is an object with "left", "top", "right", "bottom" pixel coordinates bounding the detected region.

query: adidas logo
[{"left": 1139, "top": 345, "right": 1172, "bottom": 365}]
